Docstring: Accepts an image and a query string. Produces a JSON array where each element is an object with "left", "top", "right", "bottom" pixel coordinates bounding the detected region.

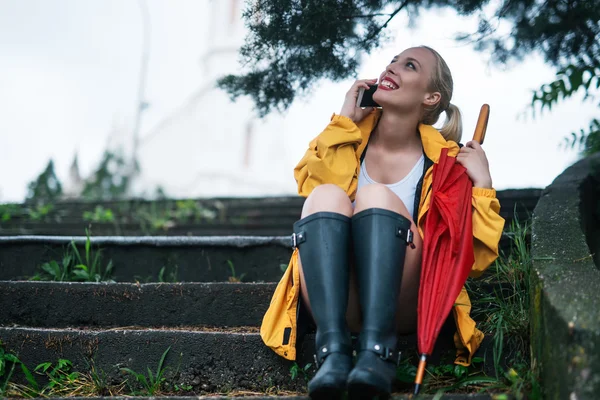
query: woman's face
[{"left": 372, "top": 47, "right": 441, "bottom": 113}]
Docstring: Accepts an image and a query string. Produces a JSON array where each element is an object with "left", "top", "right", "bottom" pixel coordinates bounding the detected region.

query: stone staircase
[
  {"left": 0, "top": 191, "right": 539, "bottom": 398},
  {"left": 0, "top": 189, "right": 541, "bottom": 238}
]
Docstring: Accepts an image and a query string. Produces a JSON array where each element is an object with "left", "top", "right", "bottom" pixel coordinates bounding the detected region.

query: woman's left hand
[{"left": 456, "top": 141, "right": 493, "bottom": 188}]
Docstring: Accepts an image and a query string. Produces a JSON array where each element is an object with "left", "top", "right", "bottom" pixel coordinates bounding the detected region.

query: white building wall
[{"left": 136, "top": 0, "right": 293, "bottom": 198}]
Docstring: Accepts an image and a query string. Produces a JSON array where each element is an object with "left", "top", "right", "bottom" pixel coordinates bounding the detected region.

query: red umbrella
[{"left": 413, "top": 105, "right": 490, "bottom": 395}]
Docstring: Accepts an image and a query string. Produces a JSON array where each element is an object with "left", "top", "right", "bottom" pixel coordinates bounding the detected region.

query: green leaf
[
  {"left": 290, "top": 367, "right": 298, "bottom": 380},
  {"left": 75, "top": 264, "right": 88, "bottom": 272},
  {"left": 70, "top": 241, "right": 83, "bottom": 264},
  {"left": 453, "top": 376, "right": 500, "bottom": 388},
  {"left": 147, "top": 366, "right": 155, "bottom": 385},
  {"left": 453, "top": 364, "right": 468, "bottom": 378},
  {"left": 85, "top": 232, "right": 91, "bottom": 264},
  {"left": 156, "top": 346, "right": 171, "bottom": 378},
  {"left": 34, "top": 362, "right": 52, "bottom": 373},
  {"left": 41, "top": 262, "right": 59, "bottom": 279},
  {"left": 62, "top": 253, "right": 72, "bottom": 268},
  {"left": 138, "top": 374, "right": 149, "bottom": 389},
  {"left": 105, "top": 260, "right": 114, "bottom": 278},
  {"left": 72, "top": 270, "right": 89, "bottom": 280},
  {"left": 21, "top": 363, "right": 38, "bottom": 390},
  {"left": 92, "top": 251, "right": 102, "bottom": 274}
]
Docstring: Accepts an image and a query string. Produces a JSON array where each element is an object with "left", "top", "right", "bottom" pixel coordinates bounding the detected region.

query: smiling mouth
[{"left": 380, "top": 78, "right": 399, "bottom": 90}]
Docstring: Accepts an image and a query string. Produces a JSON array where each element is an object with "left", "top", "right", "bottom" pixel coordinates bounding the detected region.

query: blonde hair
[{"left": 419, "top": 46, "right": 463, "bottom": 143}]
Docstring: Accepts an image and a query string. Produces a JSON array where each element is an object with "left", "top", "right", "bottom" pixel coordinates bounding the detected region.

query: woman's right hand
[{"left": 339, "top": 78, "right": 378, "bottom": 123}]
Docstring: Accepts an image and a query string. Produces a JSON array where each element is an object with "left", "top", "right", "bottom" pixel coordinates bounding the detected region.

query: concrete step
[
  {"left": 0, "top": 189, "right": 541, "bottom": 237},
  {"left": 0, "top": 326, "right": 505, "bottom": 393},
  {"left": 0, "top": 223, "right": 298, "bottom": 237},
  {"left": 26, "top": 396, "right": 496, "bottom": 399},
  {"left": 0, "top": 233, "right": 523, "bottom": 283},
  {"left": 0, "top": 236, "right": 291, "bottom": 282},
  {"left": 0, "top": 281, "right": 510, "bottom": 329}
]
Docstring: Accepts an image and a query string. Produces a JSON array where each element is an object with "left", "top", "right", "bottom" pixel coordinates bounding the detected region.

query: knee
[
  {"left": 302, "top": 184, "right": 353, "bottom": 217},
  {"left": 355, "top": 184, "right": 406, "bottom": 212},
  {"left": 355, "top": 183, "right": 395, "bottom": 201}
]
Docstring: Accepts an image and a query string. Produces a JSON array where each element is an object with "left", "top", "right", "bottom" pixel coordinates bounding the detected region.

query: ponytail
[{"left": 439, "top": 103, "right": 462, "bottom": 143}]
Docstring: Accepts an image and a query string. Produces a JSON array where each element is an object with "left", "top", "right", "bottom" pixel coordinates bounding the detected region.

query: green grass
[
  {"left": 120, "top": 346, "right": 171, "bottom": 396},
  {"left": 0, "top": 203, "right": 20, "bottom": 222},
  {"left": 0, "top": 342, "right": 117, "bottom": 398},
  {"left": 458, "top": 216, "right": 540, "bottom": 398},
  {"left": 0, "top": 342, "right": 182, "bottom": 398},
  {"left": 227, "top": 260, "right": 246, "bottom": 282},
  {"left": 29, "top": 228, "right": 115, "bottom": 283},
  {"left": 289, "top": 362, "right": 313, "bottom": 381},
  {"left": 26, "top": 203, "right": 53, "bottom": 221},
  {"left": 82, "top": 205, "right": 115, "bottom": 223},
  {"left": 390, "top": 216, "right": 540, "bottom": 398},
  {"left": 134, "top": 264, "right": 180, "bottom": 283}
]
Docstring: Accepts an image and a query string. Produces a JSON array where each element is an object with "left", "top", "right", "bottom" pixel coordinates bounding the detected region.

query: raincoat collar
[{"left": 356, "top": 109, "right": 460, "bottom": 162}]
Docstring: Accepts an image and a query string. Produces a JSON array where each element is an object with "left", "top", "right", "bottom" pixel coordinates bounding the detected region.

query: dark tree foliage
[
  {"left": 26, "top": 160, "right": 63, "bottom": 204},
  {"left": 81, "top": 151, "right": 131, "bottom": 201},
  {"left": 530, "top": 63, "right": 600, "bottom": 155},
  {"left": 218, "top": 0, "right": 600, "bottom": 116}
]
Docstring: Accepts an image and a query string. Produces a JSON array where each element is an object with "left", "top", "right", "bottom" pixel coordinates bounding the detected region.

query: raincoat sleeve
[
  {"left": 469, "top": 187, "right": 505, "bottom": 278},
  {"left": 294, "top": 114, "right": 363, "bottom": 198}
]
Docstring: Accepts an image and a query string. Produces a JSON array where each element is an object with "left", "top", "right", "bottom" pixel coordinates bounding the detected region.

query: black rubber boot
[
  {"left": 347, "top": 208, "right": 414, "bottom": 400},
  {"left": 293, "top": 212, "right": 353, "bottom": 400}
]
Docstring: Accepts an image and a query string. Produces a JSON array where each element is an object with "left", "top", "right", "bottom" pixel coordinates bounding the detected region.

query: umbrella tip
[{"left": 413, "top": 383, "right": 421, "bottom": 395}]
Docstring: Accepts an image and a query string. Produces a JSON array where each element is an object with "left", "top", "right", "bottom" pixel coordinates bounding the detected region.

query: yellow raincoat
[{"left": 260, "top": 110, "right": 505, "bottom": 366}]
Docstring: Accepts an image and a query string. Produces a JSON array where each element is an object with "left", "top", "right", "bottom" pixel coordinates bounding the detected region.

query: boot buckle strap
[
  {"left": 360, "top": 339, "right": 402, "bottom": 366},
  {"left": 396, "top": 226, "right": 416, "bottom": 249},
  {"left": 291, "top": 231, "right": 306, "bottom": 249},
  {"left": 314, "top": 342, "right": 352, "bottom": 368}
]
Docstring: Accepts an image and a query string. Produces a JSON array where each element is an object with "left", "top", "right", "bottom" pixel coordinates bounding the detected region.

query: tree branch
[
  {"left": 362, "top": 1, "right": 410, "bottom": 44},
  {"left": 344, "top": 13, "right": 397, "bottom": 18}
]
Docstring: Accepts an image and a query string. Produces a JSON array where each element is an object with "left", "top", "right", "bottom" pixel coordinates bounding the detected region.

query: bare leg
[
  {"left": 353, "top": 183, "right": 423, "bottom": 334},
  {"left": 296, "top": 184, "right": 362, "bottom": 333}
]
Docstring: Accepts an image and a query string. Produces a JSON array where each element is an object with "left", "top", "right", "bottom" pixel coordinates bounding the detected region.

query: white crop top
[{"left": 356, "top": 153, "right": 425, "bottom": 219}]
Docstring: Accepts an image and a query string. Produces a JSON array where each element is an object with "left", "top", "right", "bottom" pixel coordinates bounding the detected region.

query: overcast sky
[{"left": 0, "top": 0, "right": 597, "bottom": 202}]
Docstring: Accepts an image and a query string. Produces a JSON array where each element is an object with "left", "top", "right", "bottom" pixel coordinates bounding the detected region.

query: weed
[
  {"left": 174, "top": 383, "right": 193, "bottom": 392},
  {"left": 30, "top": 228, "right": 115, "bottom": 282},
  {"left": 33, "top": 358, "right": 91, "bottom": 396},
  {"left": 469, "top": 217, "right": 532, "bottom": 368},
  {"left": 120, "top": 346, "right": 171, "bottom": 395},
  {"left": 396, "top": 357, "right": 417, "bottom": 383},
  {"left": 83, "top": 206, "right": 115, "bottom": 223},
  {"left": 26, "top": 203, "right": 53, "bottom": 221},
  {"left": 159, "top": 265, "right": 179, "bottom": 283},
  {"left": 418, "top": 355, "right": 490, "bottom": 393},
  {"left": 0, "top": 342, "right": 38, "bottom": 397},
  {"left": 135, "top": 202, "right": 173, "bottom": 233},
  {"left": 413, "top": 217, "right": 540, "bottom": 398},
  {"left": 464, "top": 216, "right": 541, "bottom": 398},
  {"left": 84, "top": 358, "right": 120, "bottom": 396},
  {"left": 134, "top": 264, "right": 179, "bottom": 283},
  {"left": 227, "top": 260, "right": 246, "bottom": 282},
  {"left": 0, "top": 203, "right": 20, "bottom": 222},
  {"left": 289, "top": 362, "right": 312, "bottom": 381},
  {"left": 173, "top": 200, "right": 216, "bottom": 222}
]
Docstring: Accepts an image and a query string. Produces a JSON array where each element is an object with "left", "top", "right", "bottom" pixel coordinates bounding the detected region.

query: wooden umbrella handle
[{"left": 472, "top": 104, "right": 490, "bottom": 144}]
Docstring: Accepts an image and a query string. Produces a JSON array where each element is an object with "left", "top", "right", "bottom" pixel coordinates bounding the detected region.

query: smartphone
[{"left": 356, "top": 84, "right": 381, "bottom": 108}]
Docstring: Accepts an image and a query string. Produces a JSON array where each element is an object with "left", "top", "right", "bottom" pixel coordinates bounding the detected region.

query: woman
[{"left": 260, "top": 46, "right": 505, "bottom": 399}]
